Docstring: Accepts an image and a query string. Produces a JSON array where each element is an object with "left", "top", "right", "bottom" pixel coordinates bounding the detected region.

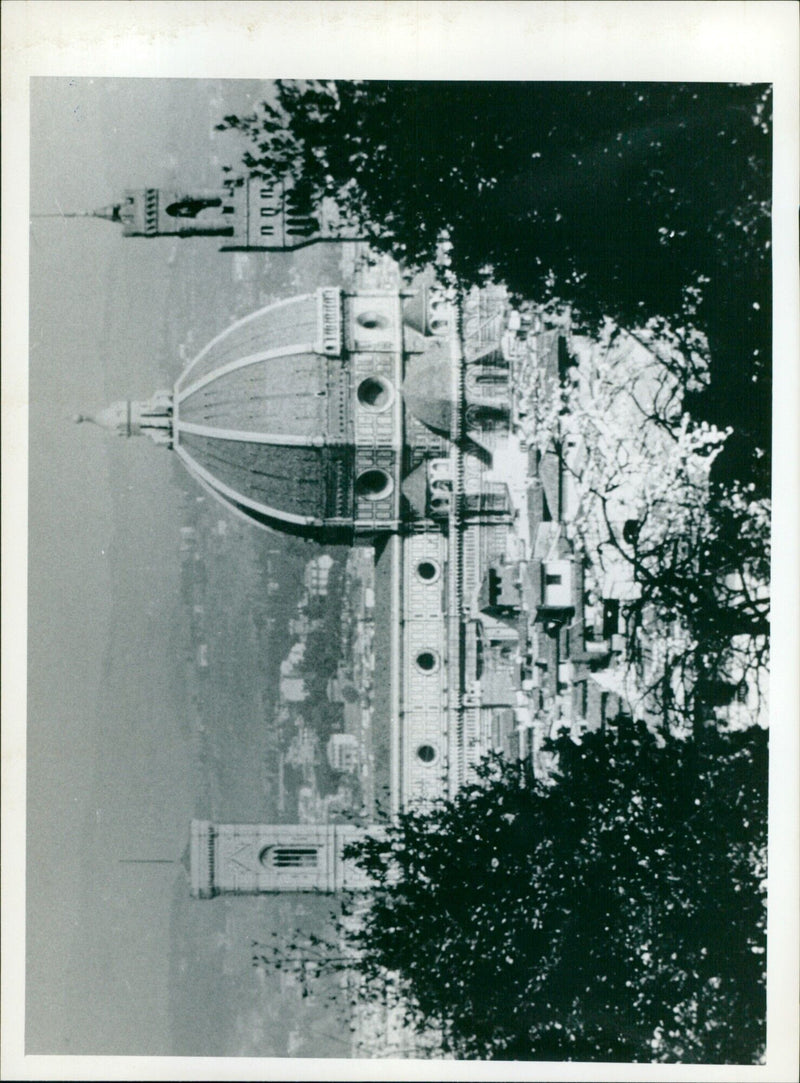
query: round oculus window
[
  {"left": 356, "top": 310, "right": 389, "bottom": 330},
  {"left": 416, "top": 560, "right": 440, "bottom": 582},
  {"left": 417, "top": 744, "right": 437, "bottom": 764},
  {"left": 355, "top": 468, "right": 393, "bottom": 502},
  {"left": 357, "top": 376, "right": 394, "bottom": 411},
  {"left": 416, "top": 650, "right": 438, "bottom": 673}
]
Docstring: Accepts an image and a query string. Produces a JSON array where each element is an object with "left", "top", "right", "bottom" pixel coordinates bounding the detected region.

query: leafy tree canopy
[
  {"left": 341, "top": 719, "right": 767, "bottom": 1062},
  {"left": 219, "top": 80, "right": 771, "bottom": 496}
]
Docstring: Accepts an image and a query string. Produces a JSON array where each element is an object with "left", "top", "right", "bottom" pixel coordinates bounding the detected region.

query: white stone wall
[
  {"left": 400, "top": 532, "right": 449, "bottom": 806},
  {"left": 347, "top": 293, "right": 404, "bottom": 533}
]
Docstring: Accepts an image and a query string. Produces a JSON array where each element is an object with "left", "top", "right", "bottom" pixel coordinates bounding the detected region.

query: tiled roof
[
  {"left": 176, "top": 294, "right": 320, "bottom": 392},
  {"left": 402, "top": 339, "right": 455, "bottom": 437},
  {"left": 177, "top": 432, "right": 354, "bottom": 523},
  {"left": 170, "top": 292, "right": 360, "bottom": 538},
  {"left": 179, "top": 352, "right": 337, "bottom": 437},
  {"left": 537, "top": 447, "right": 562, "bottom": 522},
  {"left": 481, "top": 666, "right": 519, "bottom": 707},
  {"left": 400, "top": 461, "right": 429, "bottom": 518}
]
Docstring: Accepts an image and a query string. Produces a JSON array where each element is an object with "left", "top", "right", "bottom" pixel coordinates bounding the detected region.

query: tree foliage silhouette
[
  {"left": 340, "top": 721, "right": 767, "bottom": 1062},
  {"left": 219, "top": 81, "right": 771, "bottom": 497}
]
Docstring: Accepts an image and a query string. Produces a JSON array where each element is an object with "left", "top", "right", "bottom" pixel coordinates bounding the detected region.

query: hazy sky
[{"left": 26, "top": 77, "right": 270, "bottom": 1055}]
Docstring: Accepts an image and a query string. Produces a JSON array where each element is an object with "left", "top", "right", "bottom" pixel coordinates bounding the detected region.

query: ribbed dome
[
  {"left": 175, "top": 293, "right": 322, "bottom": 393},
  {"left": 173, "top": 291, "right": 355, "bottom": 540}
]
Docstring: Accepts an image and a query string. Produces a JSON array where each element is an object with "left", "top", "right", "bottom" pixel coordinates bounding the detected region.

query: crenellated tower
[{"left": 88, "top": 175, "right": 362, "bottom": 251}]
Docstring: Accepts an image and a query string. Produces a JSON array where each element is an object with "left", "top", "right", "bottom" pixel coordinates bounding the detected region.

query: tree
[
  {"left": 339, "top": 721, "right": 767, "bottom": 1063},
  {"left": 251, "top": 925, "right": 442, "bottom": 1057},
  {"left": 518, "top": 319, "right": 769, "bottom": 733},
  {"left": 218, "top": 80, "right": 771, "bottom": 496}
]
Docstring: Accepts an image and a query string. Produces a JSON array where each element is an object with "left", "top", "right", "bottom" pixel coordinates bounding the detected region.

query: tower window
[
  {"left": 260, "top": 224, "right": 274, "bottom": 237},
  {"left": 165, "top": 197, "right": 222, "bottom": 218},
  {"left": 476, "top": 369, "right": 509, "bottom": 386},
  {"left": 265, "top": 847, "right": 318, "bottom": 869},
  {"left": 545, "top": 573, "right": 562, "bottom": 586}
]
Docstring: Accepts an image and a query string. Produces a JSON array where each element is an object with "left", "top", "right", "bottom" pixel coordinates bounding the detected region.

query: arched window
[
  {"left": 475, "top": 369, "right": 509, "bottom": 386},
  {"left": 165, "top": 197, "right": 222, "bottom": 218},
  {"left": 260, "top": 847, "right": 318, "bottom": 869}
]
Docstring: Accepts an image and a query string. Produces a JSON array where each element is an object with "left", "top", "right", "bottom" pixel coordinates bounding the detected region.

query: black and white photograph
[{"left": 3, "top": 3, "right": 798, "bottom": 1079}]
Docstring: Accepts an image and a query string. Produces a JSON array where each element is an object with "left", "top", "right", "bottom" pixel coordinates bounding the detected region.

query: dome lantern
[{"left": 74, "top": 390, "right": 173, "bottom": 446}]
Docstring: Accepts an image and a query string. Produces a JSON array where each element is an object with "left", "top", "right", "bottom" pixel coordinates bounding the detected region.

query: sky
[{"left": 26, "top": 77, "right": 286, "bottom": 1056}]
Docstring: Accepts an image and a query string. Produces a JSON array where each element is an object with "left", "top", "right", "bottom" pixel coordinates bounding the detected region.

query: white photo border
[{"left": 3, "top": 3, "right": 798, "bottom": 1080}]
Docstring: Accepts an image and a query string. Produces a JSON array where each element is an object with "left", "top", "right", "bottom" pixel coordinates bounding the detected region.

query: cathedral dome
[{"left": 172, "top": 289, "right": 356, "bottom": 541}]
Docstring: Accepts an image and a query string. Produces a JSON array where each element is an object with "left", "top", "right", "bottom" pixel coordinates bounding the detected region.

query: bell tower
[
  {"left": 89, "top": 172, "right": 362, "bottom": 250},
  {"left": 93, "top": 184, "right": 240, "bottom": 238},
  {"left": 189, "top": 820, "right": 374, "bottom": 897}
]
